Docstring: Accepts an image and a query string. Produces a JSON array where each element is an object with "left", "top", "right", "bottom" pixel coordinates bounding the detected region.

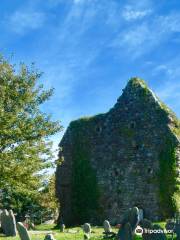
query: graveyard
[
  {"left": 0, "top": 216, "right": 172, "bottom": 240},
  {"left": 0, "top": 218, "right": 177, "bottom": 240},
  {"left": 0, "top": 206, "right": 179, "bottom": 240}
]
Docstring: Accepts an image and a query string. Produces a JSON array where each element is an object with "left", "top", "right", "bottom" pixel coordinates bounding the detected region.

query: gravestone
[
  {"left": 83, "top": 223, "right": 91, "bottom": 240},
  {"left": 0, "top": 209, "right": 9, "bottom": 235},
  {"left": 103, "top": 220, "right": 112, "bottom": 233},
  {"left": 60, "top": 223, "right": 65, "bottom": 232},
  {"left": 0, "top": 209, "right": 17, "bottom": 236},
  {"left": 9, "top": 210, "right": 17, "bottom": 236},
  {"left": 44, "top": 233, "right": 56, "bottom": 240},
  {"left": 83, "top": 223, "right": 91, "bottom": 234},
  {"left": 117, "top": 223, "right": 133, "bottom": 240},
  {"left": 17, "top": 222, "right": 31, "bottom": 240}
]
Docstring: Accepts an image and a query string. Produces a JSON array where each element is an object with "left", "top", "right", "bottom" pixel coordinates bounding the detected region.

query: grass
[
  {"left": 0, "top": 225, "right": 106, "bottom": 240},
  {"left": 0, "top": 222, "right": 176, "bottom": 240}
]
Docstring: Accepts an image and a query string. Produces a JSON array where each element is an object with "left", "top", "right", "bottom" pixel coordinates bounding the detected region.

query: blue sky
[{"left": 1, "top": 0, "right": 180, "bottom": 156}]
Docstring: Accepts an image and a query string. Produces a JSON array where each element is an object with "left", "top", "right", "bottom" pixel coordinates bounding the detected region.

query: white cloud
[
  {"left": 112, "top": 23, "right": 155, "bottom": 58},
  {"left": 156, "top": 82, "right": 180, "bottom": 100},
  {"left": 158, "top": 14, "right": 180, "bottom": 33},
  {"left": 153, "top": 65, "right": 173, "bottom": 76},
  {"left": 112, "top": 12, "right": 180, "bottom": 58},
  {"left": 121, "top": 24, "right": 149, "bottom": 47},
  {"left": 152, "top": 60, "right": 180, "bottom": 103},
  {"left": 122, "top": 5, "right": 151, "bottom": 21},
  {"left": 8, "top": 10, "right": 46, "bottom": 34}
]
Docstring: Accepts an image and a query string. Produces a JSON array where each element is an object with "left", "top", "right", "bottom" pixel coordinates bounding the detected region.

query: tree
[
  {"left": 0, "top": 56, "right": 62, "bottom": 215},
  {"left": 38, "top": 174, "right": 59, "bottom": 222}
]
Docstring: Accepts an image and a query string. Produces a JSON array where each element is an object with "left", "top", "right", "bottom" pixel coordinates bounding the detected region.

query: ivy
[
  {"left": 158, "top": 138, "right": 179, "bottom": 218},
  {"left": 70, "top": 120, "right": 100, "bottom": 225}
]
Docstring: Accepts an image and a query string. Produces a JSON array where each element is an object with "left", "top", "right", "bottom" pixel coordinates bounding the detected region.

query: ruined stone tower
[{"left": 56, "top": 78, "right": 180, "bottom": 226}]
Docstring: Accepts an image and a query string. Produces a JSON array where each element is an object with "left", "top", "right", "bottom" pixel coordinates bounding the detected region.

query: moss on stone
[
  {"left": 128, "top": 77, "right": 148, "bottom": 89},
  {"left": 69, "top": 120, "right": 101, "bottom": 224},
  {"left": 70, "top": 78, "right": 180, "bottom": 220},
  {"left": 171, "top": 119, "right": 180, "bottom": 137},
  {"left": 57, "top": 77, "right": 180, "bottom": 223},
  {"left": 158, "top": 138, "right": 180, "bottom": 218}
]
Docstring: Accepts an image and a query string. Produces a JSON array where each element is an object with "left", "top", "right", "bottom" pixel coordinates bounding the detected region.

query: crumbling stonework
[{"left": 56, "top": 78, "right": 180, "bottom": 225}]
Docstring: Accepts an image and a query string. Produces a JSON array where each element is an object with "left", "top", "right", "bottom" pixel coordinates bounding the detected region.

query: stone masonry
[{"left": 56, "top": 78, "right": 180, "bottom": 225}]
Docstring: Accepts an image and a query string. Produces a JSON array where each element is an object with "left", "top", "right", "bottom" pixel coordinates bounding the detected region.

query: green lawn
[{"left": 0, "top": 222, "right": 175, "bottom": 240}]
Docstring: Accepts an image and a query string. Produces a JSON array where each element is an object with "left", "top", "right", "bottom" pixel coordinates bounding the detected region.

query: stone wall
[{"left": 56, "top": 78, "right": 180, "bottom": 225}]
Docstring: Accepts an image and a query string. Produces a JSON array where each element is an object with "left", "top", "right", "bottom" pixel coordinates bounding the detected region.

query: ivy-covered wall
[
  {"left": 70, "top": 120, "right": 101, "bottom": 224},
  {"left": 158, "top": 139, "right": 179, "bottom": 218},
  {"left": 56, "top": 78, "right": 180, "bottom": 225}
]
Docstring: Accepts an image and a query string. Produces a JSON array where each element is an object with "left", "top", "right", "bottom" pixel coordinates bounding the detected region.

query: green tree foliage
[
  {"left": 0, "top": 175, "right": 59, "bottom": 223},
  {"left": 39, "top": 174, "right": 59, "bottom": 217},
  {"left": 0, "top": 57, "right": 62, "bottom": 214}
]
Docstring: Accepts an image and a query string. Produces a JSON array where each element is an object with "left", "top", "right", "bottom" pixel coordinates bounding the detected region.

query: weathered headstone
[
  {"left": 9, "top": 210, "right": 17, "bottom": 236},
  {"left": 0, "top": 209, "right": 17, "bottom": 236},
  {"left": 44, "top": 233, "right": 56, "bottom": 240},
  {"left": 83, "top": 223, "right": 91, "bottom": 234},
  {"left": 17, "top": 222, "right": 31, "bottom": 240},
  {"left": 60, "top": 223, "right": 65, "bottom": 232},
  {"left": 83, "top": 223, "right": 91, "bottom": 240},
  {"left": 117, "top": 223, "right": 133, "bottom": 240},
  {"left": 129, "top": 207, "right": 139, "bottom": 232},
  {"left": 103, "top": 220, "right": 112, "bottom": 233},
  {"left": 117, "top": 207, "right": 140, "bottom": 240},
  {"left": 0, "top": 209, "right": 9, "bottom": 235}
]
